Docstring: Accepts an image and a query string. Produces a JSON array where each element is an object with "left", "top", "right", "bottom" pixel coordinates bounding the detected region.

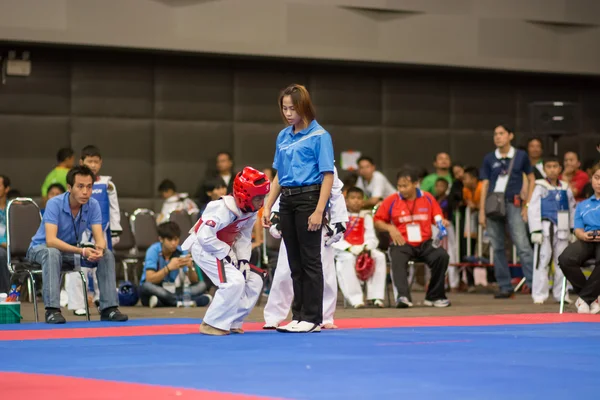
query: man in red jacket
[{"left": 374, "top": 168, "right": 451, "bottom": 309}]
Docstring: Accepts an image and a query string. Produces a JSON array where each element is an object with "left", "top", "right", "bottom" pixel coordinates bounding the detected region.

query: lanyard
[
  {"left": 399, "top": 193, "right": 418, "bottom": 223},
  {"left": 546, "top": 179, "right": 563, "bottom": 202},
  {"left": 71, "top": 211, "right": 81, "bottom": 244}
]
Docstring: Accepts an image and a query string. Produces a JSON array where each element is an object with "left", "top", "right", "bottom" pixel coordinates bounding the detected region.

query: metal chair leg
[
  {"left": 559, "top": 276, "right": 567, "bottom": 314},
  {"left": 27, "top": 271, "right": 39, "bottom": 323},
  {"left": 79, "top": 271, "right": 90, "bottom": 321}
]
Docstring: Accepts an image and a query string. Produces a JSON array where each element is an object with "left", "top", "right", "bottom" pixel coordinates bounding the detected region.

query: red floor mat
[
  {"left": 1, "top": 313, "right": 598, "bottom": 341},
  {"left": 0, "top": 372, "right": 282, "bottom": 400}
]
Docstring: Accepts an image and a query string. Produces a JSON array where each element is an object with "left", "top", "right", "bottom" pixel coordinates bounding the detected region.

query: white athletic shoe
[
  {"left": 73, "top": 308, "right": 87, "bottom": 316},
  {"left": 423, "top": 298, "right": 451, "bottom": 308},
  {"left": 285, "top": 321, "right": 321, "bottom": 333},
  {"left": 373, "top": 299, "right": 385, "bottom": 308},
  {"left": 533, "top": 299, "right": 545, "bottom": 305},
  {"left": 149, "top": 295, "right": 158, "bottom": 309},
  {"left": 576, "top": 298, "right": 591, "bottom": 314},
  {"left": 263, "top": 323, "right": 278, "bottom": 330},
  {"left": 590, "top": 298, "right": 600, "bottom": 314},
  {"left": 276, "top": 320, "right": 299, "bottom": 332},
  {"left": 396, "top": 297, "right": 413, "bottom": 308}
]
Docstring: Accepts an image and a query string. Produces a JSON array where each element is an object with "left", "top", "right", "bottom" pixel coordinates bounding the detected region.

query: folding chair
[
  {"left": 130, "top": 208, "right": 158, "bottom": 258},
  {"left": 113, "top": 211, "right": 139, "bottom": 284},
  {"left": 559, "top": 259, "right": 596, "bottom": 314},
  {"left": 168, "top": 210, "right": 193, "bottom": 245},
  {"left": 6, "top": 198, "right": 89, "bottom": 322}
]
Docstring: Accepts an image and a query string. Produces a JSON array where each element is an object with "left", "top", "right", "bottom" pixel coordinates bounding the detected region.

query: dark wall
[{"left": 0, "top": 46, "right": 598, "bottom": 211}]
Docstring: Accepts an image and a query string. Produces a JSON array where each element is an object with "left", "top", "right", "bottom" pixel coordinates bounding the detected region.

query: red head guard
[
  {"left": 355, "top": 251, "right": 375, "bottom": 282},
  {"left": 233, "top": 167, "right": 270, "bottom": 212}
]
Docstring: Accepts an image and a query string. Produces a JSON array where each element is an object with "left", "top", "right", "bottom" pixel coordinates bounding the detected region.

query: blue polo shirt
[
  {"left": 574, "top": 195, "right": 600, "bottom": 232},
  {"left": 480, "top": 147, "right": 532, "bottom": 200},
  {"left": 273, "top": 120, "right": 335, "bottom": 187},
  {"left": 140, "top": 242, "right": 188, "bottom": 284},
  {"left": 29, "top": 192, "right": 102, "bottom": 248}
]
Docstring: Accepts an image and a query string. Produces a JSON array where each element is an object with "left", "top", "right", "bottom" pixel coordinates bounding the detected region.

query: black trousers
[
  {"left": 279, "top": 191, "right": 323, "bottom": 324},
  {"left": 558, "top": 240, "right": 600, "bottom": 304},
  {"left": 389, "top": 240, "right": 449, "bottom": 302}
]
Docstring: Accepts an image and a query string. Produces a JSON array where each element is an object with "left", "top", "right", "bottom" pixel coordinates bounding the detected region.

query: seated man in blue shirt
[
  {"left": 558, "top": 163, "right": 600, "bottom": 314},
  {"left": 26, "top": 165, "right": 128, "bottom": 324},
  {"left": 139, "top": 221, "right": 212, "bottom": 308}
]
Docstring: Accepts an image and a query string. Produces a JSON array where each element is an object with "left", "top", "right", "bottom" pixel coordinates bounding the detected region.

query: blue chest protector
[
  {"left": 541, "top": 188, "right": 569, "bottom": 226},
  {"left": 92, "top": 181, "right": 112, "bottom": 250}
]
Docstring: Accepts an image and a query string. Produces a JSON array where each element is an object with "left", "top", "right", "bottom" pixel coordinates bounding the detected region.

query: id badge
[
  {"left": 407, "top": 224, "right": 422, "bottom": 243},
  {"left": 557, "top": 211, "right": 569, "bottom": 232},
  {"left": 493, "top": 175, "right": 509, "bottom": 193}
]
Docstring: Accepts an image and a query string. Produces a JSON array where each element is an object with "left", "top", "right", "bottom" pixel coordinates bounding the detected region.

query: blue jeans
[
  {"left": 486, "top": 204, "right": 533, "bottom": 292},
  {"left": 26, "top": 245, "right": 119, "bottom": 311}
]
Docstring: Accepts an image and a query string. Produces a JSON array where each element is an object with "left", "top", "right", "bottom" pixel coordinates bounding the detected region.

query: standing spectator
[
  {"left": 581, "top": 160, "right": 598, "bottom": 199},
  {"left": 448, "top": 164, "right": 465, "bottom": 215},
  {"left": 561, "top": 151, "right": 590, "bottom": 203},
  {"left": 479, "top": 125, "right": 534, "bottom": 298},
  {"left": 374, "top": 167, "right": 450, "bottom": 308},
  {"left": 0, "top": 175, "right": 10, "bottom": 293},
  {"left": 157, "top": 179, "right": 199, "bottom": 223},
  {"left": 139, "top": 222, "right": 211, "bottom": 308},
  {"left": 262, "top": 83, "right": 335, "bottom": 333},
  {"left": 355, "top": 156, "right": 395, "bottom": 208},
  {"left": 41, "top": 148, "right": 74, "bottom": 203},
  {"left": 558, "top": 163, "right": 600, "bottom": 313},
  {"left": 196, "top": 152, "right": 236, "bottom": 204},
  {"left": 527, "top": 137, "right": 545, "bottom": 179},
  {"left": 420, "top": 152, "right": 453, "bottom": 194}
]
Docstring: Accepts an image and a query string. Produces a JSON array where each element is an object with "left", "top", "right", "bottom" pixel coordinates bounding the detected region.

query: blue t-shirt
[
  {"left": 0, "top": 207, "right": 6, "bottom": 246},
  {"left": 480, "top": 147, "right": 532, "bottom": 200},
  {"left": 273, "top": 120, "right": 335, "bottom": 187},
  {"left": 29, "top": 192, "right": 102, "bottom": 249},
  {"left": 140, "top": 242, "right": 189, "bottom": 284},
  {"left": 574, "top": 195, "right": 600, "bottom": 232}
]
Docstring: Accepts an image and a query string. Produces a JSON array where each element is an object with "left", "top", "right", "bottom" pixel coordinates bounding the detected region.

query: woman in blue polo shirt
[
  {"left": 262, "top": 84, "right": 335, "bottom": 333},
  {"left": 558, "top": 163, "right": 600, "bottom": 313}
]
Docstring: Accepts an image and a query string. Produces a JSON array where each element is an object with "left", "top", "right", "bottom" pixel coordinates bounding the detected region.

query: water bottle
[
  {"left": 434, "top": 215, "right": 448, "bottom": 238},
  {"left": 181, "top": 269, "right": 192, "bottom": 308}
]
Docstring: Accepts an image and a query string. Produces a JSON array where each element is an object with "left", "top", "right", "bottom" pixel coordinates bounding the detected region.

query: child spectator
[
  {"left": 41, "top": 183, "right": 66, "bottom": 216},
  {"left": 332, "top": 187, "right": 386, "bottom": 308},
  {"left": 140, "top": 222, "right": 211, "bottom": 308},
  {"left": 157, "top": 179, "right": 200, "bottom": 223},
  {"left": 199, "top": 179, "right": 227, "bottom": 214},
  {"left": 527, "top": 156, "right": 576, "bottom": 304},
  {"left": 41, "top": 148, "right": 74, "bottom": 203}
]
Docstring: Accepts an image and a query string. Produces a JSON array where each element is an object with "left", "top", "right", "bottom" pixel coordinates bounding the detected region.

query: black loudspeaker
[{"left": 529, "top": 101, "right": 581, "bottom": 135}]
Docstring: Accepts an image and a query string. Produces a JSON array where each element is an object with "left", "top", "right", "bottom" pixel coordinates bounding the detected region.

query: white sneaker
[
  {"left": 149, "top": 295, "right": 158, "bottom": 309},
  {"left": 591, "top": 298, "right": 600, "bottom": 314},
  {"left": 533, "top": 299, "right": 545, "bottom": 305},
  {"left": 373, "top": 299, "right": 385, "bottom": 308},
  {"left": 353, "top": 303, "right": 365, "bottom": 309},
  {"left": 285, "top": 321, "right": 321, "bottom": 333},
  {"left": 73, "top": 308, "right": 87, "bottom": 316},
  {"left": 276, "top": 320, "right": 299, "bottom": 332},
  {"left": 576, "top": 298, "right": 591, "bottom": 314},
  {"left": 396, "top": 296, "right": 413, "bottom": 308},
  {"left": 423, "top": 298, "right": 451, "bottom": 308}
]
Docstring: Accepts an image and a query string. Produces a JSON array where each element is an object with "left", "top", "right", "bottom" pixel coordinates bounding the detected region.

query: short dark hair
[
  {"left": 57, "top": 148, "right": 74, "bottom": 163},
  {"left": 158, "top": 179, "right": 177, "bottom": 193},
  {"left": 434, "top": 152, "right": 450, "bottom": 161},
  {"left": 583, "top": 159, "right": 597, "bottom": 171},
  {"left": 157, "top": 221, "right": 181, "bottom": 240},
  {"left": 204, "top": 178, "right": 227, "bottom": 192},
  {"left": 81, "top": 145, "right": 102, "bottom": 161},
  {"left": 463, "top": 166, "right": 479, "bottom": 179},
  {"left": 346, "top": 186, "right": 364, "bottom": 197},
  {"left": 0, "top": 175, "right": 11, "bottom": 188},
  {"left": 527, "top": 137, "right": 543, "bottom": 149},
  {"left": 66, "top": 165, "right": 95, "bottom": 187},
  {"left": 543, "top": 154, "right": 561, "bottom": 166},
  {"left": 7, "top": 189, "right": 20, "bottom": 200},
  {"left": 216, "top": 151, "right": 232, "bottom": 161},
  {"left": 357, "top": 156, "right": 374, "bottom": 166},
  {"left": 565, "top": 151, "right": 580, "bottom": 161},
  {"left": 47, "top": 183, "right": 66, "bottom": 194},
  {"left": 435, "top": 177, "right": 449, "bottom": 187},
  {"left": 396, "top": 167, "right": 419, "bottom": 183},
  {"left": 496, "top": 124, "right": 514, "bottom": 134}
]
